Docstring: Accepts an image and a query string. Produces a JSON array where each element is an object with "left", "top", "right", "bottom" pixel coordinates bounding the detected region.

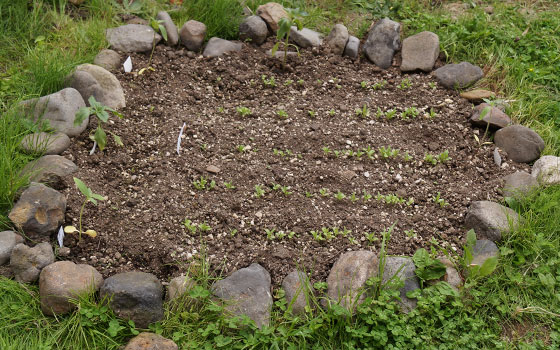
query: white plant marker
[
  {"left": 177, "top": 122, "right": 186, "bottom": 155},
  {"left": 89, "top": 141, "right": 97, "bottom": 155},
  {"left": 57, "top": 226, "right": 64, "bottom": 247},
  {"left": 123, "top": 56, "right": 132, "bottom": 73}
]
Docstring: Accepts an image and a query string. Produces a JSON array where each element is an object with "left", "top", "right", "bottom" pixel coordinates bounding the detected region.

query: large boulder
[
  {"left": 494, "top": 125, "right": 544, "bottom": 163},
  {"left": 503, "top": 171, "right": 538, "bottom": 197},
  {"left": 290, "top": 27, "right": 323, "bottom": 48},
  {"left": 433, "top": 62, "right": 484, "bottom": 89},
  {"left": 282, "top": 270, "right": 312, "bottom": 315},
  {"left": 400, "top": 31, "right": 439, "bottom": 72},
  {"left": 256, "top": 2, "right": 288, "bottom": 32},
  {"left": 39, "top": 261, "right": 103, "bottom": 315},
  {"left": 381, "top": 257, "right": 420, "bottom": 312},
  {"left": 20, "top": 88, "right": 87, "bottom": 137},
  {"left": 10, "top": 242, "right": 54, "bottom": 283},
  {"left": 93, "top": 49, "right": 122, "bottom": 72},
  {"left": 464, "top": 201, "right": 521, "bottom": 242},
  {"left": 0, "top": 231, "right": 24, "bottom": 265},
  {"left": 469, "top": 103, "right": 511, "bottom": 130},
  {"left": 363, "top": 18, "right": 401, "bottom": 69},
  {"left": 532, "top": 156, "right": 560, "bottom": 185},
  {"left": 124, "top": 333, "right": 178, "bottom": 350},
  {"left": 326, "top": 250, "right": 378, "bottom": 310},
  {"left": 100, "top": 271, "right": 164, "bottom": 329},
  {"left": 106, "top": 24, "right": 162, "bottom": 52},
  {"left": 343, "top": 35, "right": 360, "bottom": 59},
  {"left": 239, "top": 15, "right": 268, "bottom": 45},
  {"left": 20, "top": 155, "right": 78, "bottom": 190},
  {"left": 325, "top": 24, "right": 349, "bottom": 55},
  {"left": 20, "top": 132, "right": 71, "bottom": 155},
  {"left": 8, "top": 182, "right": 66, "bottom": 238},
  {"left": 156, "top": 11, "right": 179, "bottom": 46},
  {"left": 212, "top": 263, "right": 272, "bottom": 328},
  {"left": 179, "top": 20, "right": 207, "bottom": 52},
  {"left": 203, "top": 38, "right": 242, "bottom": 58},
  {"left": 70, "top": 64, "right": 126, "bottom": 109}
]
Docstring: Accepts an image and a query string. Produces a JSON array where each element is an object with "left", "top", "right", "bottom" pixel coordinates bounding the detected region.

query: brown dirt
[{"left": 59, "top": 42, "right": 529, "bottom": 287}]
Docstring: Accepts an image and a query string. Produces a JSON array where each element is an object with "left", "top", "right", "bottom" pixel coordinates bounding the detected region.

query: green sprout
[{"left": 74, "top": 96, "right": 123, "bottom": 153}]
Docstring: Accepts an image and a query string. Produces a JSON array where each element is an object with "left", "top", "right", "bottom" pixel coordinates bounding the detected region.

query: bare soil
[{"left": 60, "top": 42, "right": 528, "bottom": 286}]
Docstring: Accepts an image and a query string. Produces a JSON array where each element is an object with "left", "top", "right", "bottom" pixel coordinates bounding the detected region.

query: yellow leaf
[
  {"left": 64, "top": 226, "right": 78, "bottom": 234},
  {"left": 84, "top": 230, "right": 97, "bottom": 238}
]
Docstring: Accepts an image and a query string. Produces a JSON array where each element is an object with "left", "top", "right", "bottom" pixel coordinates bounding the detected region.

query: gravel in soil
[{"left": 60, "top": 42, "right": 528, "bottom": 287}]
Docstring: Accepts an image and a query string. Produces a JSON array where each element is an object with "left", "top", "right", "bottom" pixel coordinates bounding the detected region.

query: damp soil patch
[{"left": 60, "top": 44, "right": 529, "bottom": 286}]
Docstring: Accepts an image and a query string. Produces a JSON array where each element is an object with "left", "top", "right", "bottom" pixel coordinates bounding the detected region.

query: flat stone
[
  {"left": 382, "top": 257, "right": 420, "bottom": 312},
  {"left": 465, "top": 201, "right": 521, "bottom": 242},
  {"left": 469, "top": 103, "right": 511, "bottom": 130},
  {"left": 495, "top": 125, "right": 544, "bottom": 163},
  {"left": 532, "top": 155, "right": 560, "bottom": 185},
  {"left": 93, "top": 49, "right": 122, "bottom": 71},
  {"left": 20, "top": 155, "right": 78, "bottom": 190},
  {"left": 433, "top": 62, "right": 484, "bottom": 89},
  {"left": 325, "top": 24, "right": 349, "bottom": 55},
  {"left": 212, "top": 263, "right": 272, "bottom": 328},
  {"left": 10, "top": 242, "right": 54, "bottom": 283},
  {"left": 460, "top": 89, "right": 496, "bottom": 103},
  {"left": 8, "top": 182, "right": 66, "bottom": 238},
  {"left": 73, "top": 64, "right": 126, "bottom": 109},
  {"left": 20, "top": 132, "right": 71, "bottom": 155},
  {"left": 203, "top": 37, "right": 242, "bottom": 58},
  {"left": 340, "top": 169, "right": 357, "bottom": 181},
  {"left": 266, "top": 49, "right": 298, "bottom": 59},
  {"left": 282, "top": 270, "right": 312, "bottom": 315},
  {"left": 106, "top": 24, "right": 162, "bottom": 52},
  {"left": 206, "top": 165, "right": 220, "bottom": 174},
  {"left": 156, "top": 11, "right": 179, "bottom": 46},
  {"left": 256, "top": 2, "right": 288, "bottom": 32},
  {"left": 167, "top": 275, "right": 195, "bottom": 301},
  {"left": 239, "top": 15, "right": 268, "bottom": 45},
  {"left": 0, "top": 231, "right": 24, "bottom": 265},
  {"left": 400, "top": 31, "right": 439, "bottom": 72},
  {"left": 363, "top": 18, "right": 401, "bottom": 69},
  {"left": 124, "top": 333, "right": 178, "bottom": 350},
  {"left": 326, "top": 250, "right": 378, "bottom": 310},
  {"left": 20, "top": 88, "right": 87, "bottom": 137},
  {"left": 471, "top": 239, "right": 499, "bottom": 267},
  {"left": 39, "top": 261, "right": 103, "bottom": 315},
  {"left": 343, "top": 36, "right": 360, "bottom": 59},
  {"left": 503, "top": 171, "right": 538, "bottom": 197},
  {"left": 290, "top": 27, "right": 323, "bottom": 48},
  {"left": 179, "top": 20, "right": 206, "bottom": 52}
]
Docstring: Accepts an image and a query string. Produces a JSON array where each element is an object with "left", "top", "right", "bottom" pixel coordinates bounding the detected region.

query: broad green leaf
[
  {"left": 74, "top": 177, "right": 90, "bottom": 197},
  {"left": 91, "top": 193, "right": 106, "bottom": 201},
  {"left": 75, "top": 107, "right": 91, "bottom": 126},
  {"left": 112, "top": 133, "right": 124, "bottom": 147},
  {"left": 271, "top": 42, "right": 280, "bottom": 56},
  {"left": 412, "top": 248, "right": 430, "bottom": 269},
  {"left": 478, "top": 106, "right": 491, "bottom": 120},
  {"left": 94, "top": 126, "right": 107, "bottom": 151},
  {"left": 97, "top": 110, "right": 110, "bottom": 123},
  {"left": 466, "top": 229, "right": 477, "bottom": 247},
  {"left": 64, "top": 225, "right": 78, "bottom": 234},
  {"left": 88, "top": 96, "right": 98, "bottom": 107},
  {"left": 88, "top": 197, "right": 98, "bottom": 205},
  {"left": 159, "top": 24, "right": 168, "bottom": 42},
  {"left": 277, "top": 18, "right": 291, "bottom": 39},
  {"left": 433, "top": 281, "right": 459, "bottom": 297},
  {"left": 479, "top": 256, "right": 498, "bottom": 277},
  {"left": 538, "top": 273, "right": 556, "bottom": 289}
]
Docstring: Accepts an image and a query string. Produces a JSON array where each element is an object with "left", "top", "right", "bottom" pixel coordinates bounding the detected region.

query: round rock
[
  {"left": 156, "top": 11, "right": 179, "bottom": 46},
  {"left": 106, "top": 24, "right": 162, "bottom": 53},
  {"left": 203, "top": 37, "right": 242, "bottom": 58},
  {"left": 400, "top": 31, "right": 439, "bottom": 72},
  {"left": 100, "top": 271, "right": 164, "bottom": 329},
  {"left": 179, "top": 20, "right": 206, "bottom": 52},
  {"left": 239, "top": 15, "right": 268, "bottom": 45},
  {"left": 0, "top": 231, "right": 24, "bottom": 265},
  {"left": 433, "top": 62, "right": 484, "bottom": 89},
  {"left": 20, "top": 155, "right": 78, "bottom": 190},
  {"left": 471, "top": 240, "right": 499, "bottom": 268},
  {"left": 20, "top": 132, "right": 71, "bottom": 155},
  {"left": 503, "top": 171, "right": 538, "bottom": 197},
  {"left": 381, "top": 256, "right": 420, "bottom": 312},
  {"left": 124, "top": 333, "right": 178, "bottom": 350},
  {"left": 73, "top": 64, "right": 126, "bottom": 109},
  {"left": 363, "top": 18, "right": 401, "bottom": 69},
  {"left": 93, "top": 49, "right": 122, "bottom": 71},
  {"left": 469, "top": 103, "right": 511, "bottom": 130},
  {"left": 532, "top": 155, "right": 560, "bottom": 185},
  {"left": 10, "top": 242, "right": 54, "bottom": 283},
  {"left": 325, "top": 24, "right": 349, "bottom": 55},
  {"left": 464, "top": 201, "right": 521, "bottom": 242},
  {"left": 343, "top": 35, "right": 360, "bottom": 59},
  {"left": 290, "top": 26, "right": 323, "bottom": 48},
  {"left": 282, "top": 270, "right": 312, "bottom": 315},
  {"left": 256, "top": 2, "right": 288, "bottom": 32},
  {"left": 494, "top": 125, "right": 544, "bottom": 163},
  {"left": 39, "top": 261, "right": 103, "bottom": 315}
]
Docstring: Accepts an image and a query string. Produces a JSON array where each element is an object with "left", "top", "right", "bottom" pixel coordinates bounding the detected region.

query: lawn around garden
[{"left": 0, "top": 0, "right": 560, "bottom": 349}]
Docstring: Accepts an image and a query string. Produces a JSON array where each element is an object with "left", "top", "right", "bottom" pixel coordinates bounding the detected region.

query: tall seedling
[
  {"left": 271, "top": 8, "right": 307, "bottom": 69},
  {"left": 75, "top": 96, "right": 123, "bottom": 154}
]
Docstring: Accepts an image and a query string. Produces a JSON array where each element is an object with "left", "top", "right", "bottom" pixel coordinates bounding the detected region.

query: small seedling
[
  {"left": 360, "top": 81, "right": 369, "bottom": 89},
  {"left": 65, "top": 178, "right": 105, "bottom": 241},
  {"left": 364, "top": 232, "right": 379, "bottom": 244},
  {"left": 328, "top": 109, "right": 336, "bottom": 116},
  {"left": 428, "top": 108, "right": 437, "bottom": 118},
  {"left": 402, "top": 152, "right": 412, "bottom": 162},
  {"left": 371, "top": 80, "right": 388, "bottom": 90},
  {"left": 364, "top": 146, "right": 375, "bottom": 159},
  {"left": 424, "top": 153, "right": 438, "bottom": 166},
  {"left": 376, "top": 107, "right": 384, "bottom": 119},
  {"left": 183, "top": 218, "right": 197, "bottom": 234},
  {"left": 349, "top": 192, "right": 358, "bottom": 203},
  {"left": 236, "top": 106, "right": 251, "bottom": 116},
  {"left": 385, "top": 109, "right": 396, "bottom": 120},
  {"left": 379, "top": 146, "right": 399, "bottom": 159},
  {"left": 363, "top": 190, "right": 372, "bottom": 202},
  {"left": 254, "top": 184, "right": 266, "bottom": 198},
  {"left": 297, "top": 79, "right": 304, "bottom": 85},
  {"left": 319, "top": 188, "right": 330, "bottom": 197},
  {"left": 428, "top": 81, "right": 437, "bottom": 90},
  {"left": 236, "top": 145, "right": 248, "bottom": 153},
  {"left": 75, "top": 96, "right": 123, "bottom": 153},
  {"left": 437, "top": 150, "right": 451, "bottom": 163},
  {"left": 401, "top": 107, "right": 419, "bottom": 120},
  {"left": 405, "top": 229, "right": 417, "bottom": 239},
  {"left": 280, "top": 186, "right": 292, "bottom": 196},
  {"left": 261, "top": 75, "right": 276, "bottom": 87},
  {"left": 230, "top": 229, "right": 238, "bottom": 237},
  {"left": 310, "top": 230, "right": 325, "bottom": 242},
  {"left": 334, "top": 191, "right": 346, "bottom": 201},
  {"left": 308, "top": 110, "right": 316, "bottom": 118},
  {"left": 224, "top": 182, "right": 236, "bottom": 190},
  {"left": 284, "top": 79, "right": 293, "bottom": 86},
  {"left": 432, "top": 192, "right": 449, "bottom": 207},
  {"left": 198, "top": 222, "right": 211, "bottom": 232},
  {"left": 355, "top": 104, "right": 370, "bottom": 118},
  {"left": 276, "top": 109, "right": 288, "bottom": 118},
  {"left": 265, "top": 228, "right": 276, "bottom": 240},
  {"left": 305, "top": 191, "right": 313, "bottom": 198},
  {"left": 322, "top": 146, "right": 331, "bottom": 156},
  {"left": 193, "top": 176, "right": 215, "bottom": 190},
  {"left": 398, "top": 78, "right": 412, "bottom": 90}
]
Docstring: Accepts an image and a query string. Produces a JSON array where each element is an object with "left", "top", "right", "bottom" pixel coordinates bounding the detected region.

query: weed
[
  {"left": 236, "top": 106, "right": 251, "bottom": 116},
  {"left": 412, "top": 248, "right": 447, "bottom": 288},
  {"left": 261, "top": 75, "right": 276, "bottom": 87},
  {"left": 75, "top": 96, "right": 123, "bottom": 153},
  {"left": 254, "top": 184, "right": 265, "bottom": 198}
]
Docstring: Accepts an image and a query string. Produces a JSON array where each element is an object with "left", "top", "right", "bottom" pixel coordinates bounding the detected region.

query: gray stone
[
  {"left": 290, "top": 27, "right": 323, "bottom": 48},
  {"left": 106, "top": 24, "right": 162, "bottom": 52},
  {"left": 495, "top": 125, "right": 544, "bottom": 163},
  {"left": 8, "top": 182, "right": 66, "bottom": 238},
  {"left": 382, "top": 257, "right": 420, "bottom": 312},
  {"left": 212, "top": 263, "right": 272, "bottom": 328},
  {"left": 266, "top": 49, "right": 298, "bottom": 59},
  {"left": 93, "top": 49, "right": 122, "bottom": 71},
  {"left": 65, "top": 70, "right": 106, "bottom": 107},
  {"left": 363, "top": 18, "right": 401, "bottom": 69},
  {"left": 400, "top": 31, "right": 439, "bottom": 72},
  {"left": 203, "top": 37, "right": 242, "bottom": 58},
  {"left": 124, "top": 333, "right": 178, "bottom": 350},
  {"left": 325, "top": 24, "right": 349, "bottom": 55},
  {"left": 503, "top": 171, "right": 538, "bottom": 197},
  {"left": 460, "top": 89, "right": 496, "bottom": 103},
  {"left": 494, "top": 148, "right": 502, "bottom": 167},
  {"left": 470, "top": 103, "right": 511, "bottom": 130},
  {"left": 239, "top": 15, "right": 268, "bottom": 45},
  {"left": 433, "top": 62, "right": 484, "bottom": 89},
  {"left": 10, "top": 242, "right": 54, "bottom": 283},
  {"left": 205, "top": 165, "right": 220, "bottom": 174},
  {"left": 440, "top": 258, "right": 462, "bottom": 290},
  {"left": 326, "top": 250, "right": 378, "bottom": 310},
  {"left": 343, "top": 36, "right": 360, "bottom": 59},
  {"left": 20, "top": 132, "right": 71, "bottom": 155},
  {"left": 256, "top": 2, "right": 288, "bottom": 32},
  {"left": 100, "top": 271, "right": 164, "bottom": 329},
  {"left": 0, "top": 231, "right": 24, "bottom": 265},
  {"left": 20, "top": 155, "right": 78, "bottom": 190},
  {"left": 282, "top": 270, "right": 312, "bottom": 315},
  {"left": 532, "top": 156, "right": 560, "bottom": 185},
  {"left": 167, "top": 275, "right": 195, "bottom": 301},
  {"left": 465, "top": 201, "right": 521, "bottom": 242},
  {"left": 471, "top": 239, "right": 498, "bottom": 267},
  {"left": 156, "top": 11, "right": 179, "bottom": 46},
  {"left": 73, "top": 64, "right": 126, "bottom": 109},
  {"left": 179, "top": 20, "right": 206, "bottom": 52},
  {"left": 20, "top": 88, "right": 87, "bottom": 137},
  {"left": 39, "top": 261, "right": 103, "bottom": 315}
]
